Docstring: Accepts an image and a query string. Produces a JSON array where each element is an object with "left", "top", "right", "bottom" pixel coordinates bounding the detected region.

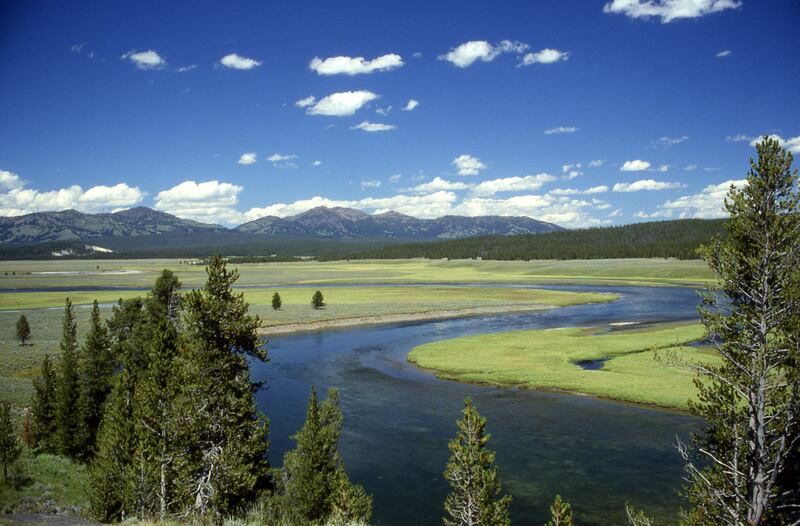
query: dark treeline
[{"left": 329, "top": 219, "right": 726, "bottom": 261}]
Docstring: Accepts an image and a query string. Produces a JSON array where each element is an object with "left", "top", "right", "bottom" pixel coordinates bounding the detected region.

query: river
[{"left": 252, "top": 285, "right": 704, "bottom": 525}]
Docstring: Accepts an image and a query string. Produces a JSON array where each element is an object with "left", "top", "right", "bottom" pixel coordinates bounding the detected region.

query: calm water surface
[{"left": 252, "top": 285, "right": 704, "bottom": 525}]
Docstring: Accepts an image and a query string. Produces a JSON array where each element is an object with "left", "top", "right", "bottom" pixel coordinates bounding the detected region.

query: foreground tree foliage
[
  {"left": 30, "top": 354, "right": 58, "bottom": 454},
  {"left": 88, "top": 259, "right": 272, "bottom": 523},
  {"left": 443, "top": 398, "right": 511, "bottom": 526},
  {"left": 263, "top": 386, "right": 372, "bottom": 525},
  {"left": 55, "top": 298, "right": 84, "bottom": 460},
  {"left": 16, "top": 314, "right": 30, "bottom": 345},
  {"left": 681, "top": 136, "right": 800, "bottom": 525},
  {"left": 0, "top": 402, "right": 22, "bottom": 481},
  {"left": 79, "top": 300, "right": 115, "bottom": 454},
  {"left": 546, "top": 495, "right": 574, "bottom": 526}
]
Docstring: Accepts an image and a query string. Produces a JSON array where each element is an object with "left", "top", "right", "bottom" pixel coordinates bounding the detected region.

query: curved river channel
[{"left": 251, "top": 285, "right": 704, "bottom": 525}]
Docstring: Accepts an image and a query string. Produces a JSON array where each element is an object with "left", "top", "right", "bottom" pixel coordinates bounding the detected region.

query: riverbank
[
  {"left": 408, "top": 322, "right": 719, "bottom": 410},
  {"left": 259, "top": 303, "right": 560, "bottom": 335}
]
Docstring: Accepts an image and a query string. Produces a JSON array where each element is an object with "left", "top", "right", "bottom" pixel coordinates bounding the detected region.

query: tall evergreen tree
[
  {"left": 443, "top": 398, "right": 511, "bottom": 526},
  {"left": 0, "top": 402, "right": 22, "bottom": 482},
  {"left": 55, "top": 298, "right": 83, "bottom": 459},
  {"left": 30, "top": 354, "right": 58, "bottom": 453},
  {"left": 546, "top": 495, "right": 574, "bottom": 526},
  {"left": 681, "top": 136, "right": 800, "bottom": 525},
  {"left": 16, "top": 314, "right": 30, "bottom": 345},
  {"left": 181, "top": 255, "right": 270, "bottom": 519},
  {"left": 89, "top": 369, "right": 138, "bottom": 522},
  {"left": 132, "top": 319, "right": 183, "bottom": 520},
  {"left": 281, "top": 386, "right": 371, "bottom": 525},
  {"left": 80, "top": 300, "right": 114, "bottom": 453}
]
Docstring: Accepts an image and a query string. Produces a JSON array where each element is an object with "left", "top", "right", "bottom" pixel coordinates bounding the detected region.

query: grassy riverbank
[{"left": 408, "top": 322, "right": 718, "bottom": 410}]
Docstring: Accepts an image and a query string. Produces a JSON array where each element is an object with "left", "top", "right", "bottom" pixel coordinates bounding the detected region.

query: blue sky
[{"left": 1, "top": 0, "right": 798, "bottom": 227}]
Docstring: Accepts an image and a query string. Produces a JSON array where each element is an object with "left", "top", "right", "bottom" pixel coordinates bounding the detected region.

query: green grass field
[
  {"left": 408, "top": 323, "right": 718, "bottom": 410},
  {"left": 0, "top": 449, "right": 88, "bottom": 515},
  {"left": 0, "top": 257, "right": 714, "bottom": 289}
]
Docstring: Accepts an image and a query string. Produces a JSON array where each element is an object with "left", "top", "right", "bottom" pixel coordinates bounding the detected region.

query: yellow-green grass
[
  {"left": 408, "top": 323, "right": 719, "bottom": 410},
  {"left": 0, "top": 449, "right": 88, "bottom": 514},
  {"left": 0, "top": 257, "right": 714, "bottom": 290},
  {"left": 0, "top": 287, "right": 615, "bottom": 408}
]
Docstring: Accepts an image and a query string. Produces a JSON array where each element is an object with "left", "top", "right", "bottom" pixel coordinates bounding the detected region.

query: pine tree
[
  {"left": 311, "top": 290, "right": 325, "bottom": 309},
  {"left": 80, "top": 300, "right": 114, "bottom": 453},
  {"left": 30, "top": 354, "right": 58, "bottom": 453},
  {"left": 132, "top": 319, "right": 182, "bottom": 520},
  {"left": 181, "top": 255, "right": 270, "bottom": 519},
  {"left": 546, "top": 495, "right": 574, "bottom": 526},
  {"left": 271, "top": 292, "right": 282, "bottom": 310},
  {"left": 89, "top": 370, "right": 137, "bottom": 522},
  {"left": 282, "top": 386, "right": 371, "bottom": 524},
  {"left": 443, "top": 398, "right": 511, "bottom": 526},
  {"left": 0, "top": 402, "right": 22, "bottom": 481},
  {"left": 55, "top": 298, "right": 83, "bottom": 459},
  {"left": 682, "top": 136, "right": 800, "bottom": 525},
  {"left": 16, "top": 314, "right": 30, "bottom": 345}
]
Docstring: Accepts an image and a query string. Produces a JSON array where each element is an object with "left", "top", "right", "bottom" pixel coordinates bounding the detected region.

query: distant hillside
[
  {"left": 0, "top": 206, "right": 563, "bottom": 256},
  {"left": 235, "top": 206, "right": 563, "bottom": 239},
  {"left": 0, "top": 207, "right": 225, "bottom": 244},
  {"left": 331, "top": 219, "right": 727, "bottom": 261}
]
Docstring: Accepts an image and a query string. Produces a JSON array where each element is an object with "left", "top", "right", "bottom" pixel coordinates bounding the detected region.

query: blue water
[{"left": 252, "top": 285, "right": 703, "bottom": 525}]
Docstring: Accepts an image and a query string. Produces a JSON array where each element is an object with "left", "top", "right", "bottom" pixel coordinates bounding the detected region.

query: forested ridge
[{"left": 331, "top": 218, "right": 726, "bottom": 261}]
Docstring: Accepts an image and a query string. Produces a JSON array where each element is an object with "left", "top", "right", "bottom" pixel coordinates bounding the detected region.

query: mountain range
[{"left": 0, "top": 206, "right": 562, "bottom": 245}]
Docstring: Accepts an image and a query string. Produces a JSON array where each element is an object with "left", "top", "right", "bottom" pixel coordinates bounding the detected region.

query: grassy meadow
[
  {"left": 408, "top": 322, "right": 718, "bottom": 410},
  {"left": 0, "top": 257, "right": 714, "bottom": 289}
]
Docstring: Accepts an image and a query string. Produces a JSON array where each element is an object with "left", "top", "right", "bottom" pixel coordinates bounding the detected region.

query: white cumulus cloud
[
  {"left": 439, "top": 40, "right": 529, "bottom": 68},
  {"left": 404, "top": 177, "right": 473, "bottom": 193},
  {"left": 238, "top": 152, "right": 257, "bottom": 165},
  {"left": 452, "top": 155, "right": 486, "bottom": 176},
  {"left": 309, "top": 54, "right": 403, "bottom": 75},
  {"left": 471, "top": 174, "right": 556, "bottom": 197},
  {"left": 613, "top": 179, "right": 685, "bottom": 192},
  {"left": 0, "top": 179, "right": 144, "bottom": 216},
  {"left": 621, "top": 160, "right": 652, "bottom": 171},
  {"left": 303, "top": 91, "right": 379, "bottom": 116},
  {"left": 521, "top": 48, "right": 570, "bottom": 65},
  {"left": 155, "top": 180, "right": 243, "bottom": 225},
  {"left": 602, "top": 0, "right": 742, "bottom": 23},
  {"left": 655, "top": 179, "right": 748, "bottom": 218},
  {"left": 352, "top": 121, "right": 396, "bottom": 132},
  {"left": 219, "top": 53, "right": 262, "bottom": 70},
  {"left": 0, "top": 170, "right": 24, "bottom": 190},
  {"left": 121, "top": 49, "right": 166, "bottom": 70}
]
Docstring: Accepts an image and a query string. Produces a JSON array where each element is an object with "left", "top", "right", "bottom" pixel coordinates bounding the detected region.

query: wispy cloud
[
  {"left": 402, "top": 99, "right": 419, "bottom": 111},
  {"left": 716, "top": 50, "right": 732, "bottom": 57},
  {"left": 544, "top": 126, "right": 579, "bottom": 135},
  {"left": 352, "top": 121, "right": 396, "bottom": 132}
]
